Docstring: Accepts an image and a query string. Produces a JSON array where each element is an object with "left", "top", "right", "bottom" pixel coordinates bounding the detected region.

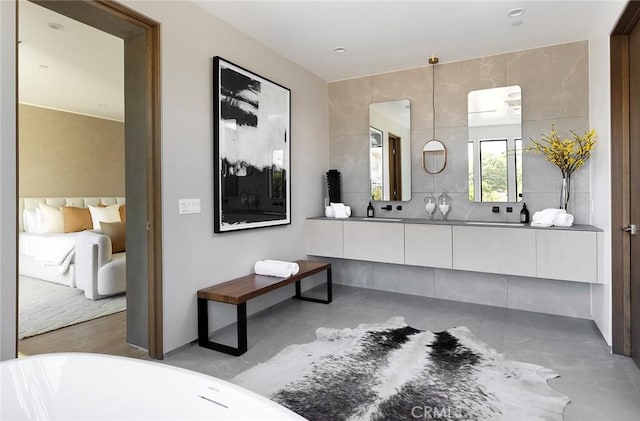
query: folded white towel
[
  {"left": 324, "top": 206, "right": 335, "bottom": 218},
  {"left": 254, "top": 260, "right": 300, "bottom": 277},
  {"left": 326, "top": 203, "right": 350, "bottom": 219},
  {"left": 532, "top": 208, "right": 566, "bottom": 226},
  {"left": 553, "top": 213, "right": 574, "bottom": 227},
  {"left": 331, "top": 202, "right": 347, "bottom": 218}
]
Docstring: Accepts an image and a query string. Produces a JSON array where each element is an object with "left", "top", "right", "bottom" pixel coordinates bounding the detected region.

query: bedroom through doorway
[
  {"left": 16, "top": 0, "right": 132, "bottom": 357},
  {"left": 16, "top": 0, "right": 163, "bottom": 359}
]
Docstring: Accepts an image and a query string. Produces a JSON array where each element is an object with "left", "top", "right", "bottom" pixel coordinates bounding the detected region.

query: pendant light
[
  {"left": 422, "top": 55, "right": 447, "bottom": 175},
  {"left": 422, "top": 54, "right": 450, "bottom": 220}
]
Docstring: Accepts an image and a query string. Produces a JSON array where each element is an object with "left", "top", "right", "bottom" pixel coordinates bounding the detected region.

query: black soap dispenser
[
  {"left": 367, "top": 201, "right": 374, "bottom": 218},
  {"left": 520, "top": 203, "right": 530, "bottom": 223}
]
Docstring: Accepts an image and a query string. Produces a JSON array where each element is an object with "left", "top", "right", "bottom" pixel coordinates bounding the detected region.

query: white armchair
[{"left": 75, "top": 231, "right": 126, "bottom": 300}]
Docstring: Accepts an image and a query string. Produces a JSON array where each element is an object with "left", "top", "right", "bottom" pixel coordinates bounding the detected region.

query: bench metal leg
[
  {"left": 294, "top": 267, "right": 332, "bottom": 304},
  {"left": 198, "top": 299, "right": 248, "bottom": 356}
]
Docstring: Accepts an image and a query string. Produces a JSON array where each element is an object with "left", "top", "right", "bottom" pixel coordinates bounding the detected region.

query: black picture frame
[{"left": 213, "top": 57, "right": 291, "bottom": 233}]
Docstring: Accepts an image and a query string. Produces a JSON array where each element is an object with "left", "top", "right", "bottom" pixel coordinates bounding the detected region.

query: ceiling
[
  {"left": 18, "top": 1, "right": 124, "bottom": 121},
  {"left": 18, "top": 1, "right": 624, "bottom": 121},
  {"left": 195, "top": 0, "right": 622, "bottom": 81}
]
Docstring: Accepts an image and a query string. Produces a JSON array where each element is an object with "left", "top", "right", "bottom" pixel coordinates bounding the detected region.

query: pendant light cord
[
  {"left": 429, "top": 57, "right": 438, "bottom": 192},
  {"left": 432, "top": 62, "right": 436, "bottom": 141}
]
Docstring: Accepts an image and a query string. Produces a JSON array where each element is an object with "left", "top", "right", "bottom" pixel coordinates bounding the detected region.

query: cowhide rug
[{"left": 233, "top": 317, "right": 570, "bottom": 421}]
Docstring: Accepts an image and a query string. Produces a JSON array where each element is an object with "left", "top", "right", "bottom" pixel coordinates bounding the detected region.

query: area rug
[
  {"left": 18, "top": 275, "right": 126, "bottom": 339},
  {"left": 233, "top": 317, "right": 570, "bottom": 421}
]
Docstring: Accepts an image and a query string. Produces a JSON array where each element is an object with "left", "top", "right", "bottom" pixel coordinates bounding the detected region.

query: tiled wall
[
  {"left": 326, "top": 41, "right": 593, "bottom": 319},
  {"left": 329, "top": 41, "right": 590, "bottom": 223},
  {"left": 325, "top": 259, "right": 591, "bottom": 319}
]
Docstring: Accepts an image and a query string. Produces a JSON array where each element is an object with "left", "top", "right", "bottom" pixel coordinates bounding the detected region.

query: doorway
[
  {"left": 611, "top": 2, "right": 640, "bottom": 366},
  {"left": 16, "top": 0, "right": 163, "bottom": 359}
]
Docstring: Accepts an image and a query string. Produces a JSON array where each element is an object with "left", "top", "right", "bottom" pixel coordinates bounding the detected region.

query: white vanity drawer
[
  {"left": 536, "top": 230, "right": 598, "bottom": 283},
  {"left": 452, "top": 226, "right": 536, "bottom": 277},
  {"left": 305, "top": 219, "right": 343, "bottom": 258},
  {"left": 343, "top": 221, "right": 404, "bottom": 264},
  {"left": 404, "top": 224, "right": 453, "bottom": 269}
]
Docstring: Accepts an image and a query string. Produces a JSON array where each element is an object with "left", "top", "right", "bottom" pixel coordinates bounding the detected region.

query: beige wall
[
  {"left": 122, "top": 0, "right": 329, "bottom": 353},
  {"left": 18, "top": 104, "right": 125, "bottom": 197}
]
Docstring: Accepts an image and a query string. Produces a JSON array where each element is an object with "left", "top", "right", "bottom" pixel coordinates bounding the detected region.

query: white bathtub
[{"left": 0, "top": 353, "right": 304, "bottom": 420}]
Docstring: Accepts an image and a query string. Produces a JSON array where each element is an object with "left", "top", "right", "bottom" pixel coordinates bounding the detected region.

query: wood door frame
[
  {"left": 17, "top": 0, "right": 163, "bottom": 359},
  {"left": 387, "top": 133, "right": 401, "bottom": 201},
  {"left": 611, "top": 1, "right": 640, "bottom": 356}
]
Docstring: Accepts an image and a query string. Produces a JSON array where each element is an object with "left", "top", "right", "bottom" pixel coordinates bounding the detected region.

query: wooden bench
[{"left": 197, "top": 260, "right": 332, "bottom": 356}]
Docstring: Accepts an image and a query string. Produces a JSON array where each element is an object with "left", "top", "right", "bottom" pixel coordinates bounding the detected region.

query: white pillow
[
  {"left": 37, "top": 203, "right": 64, "bottom": 233},
  {"left": 88, "top": 204, "right": 122, "bottom": 230},
  {"left": 23, "top": 209, "right": 40, "bottom": 233}
]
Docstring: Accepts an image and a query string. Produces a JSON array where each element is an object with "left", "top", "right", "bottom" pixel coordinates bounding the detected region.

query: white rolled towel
[
  {"left": 324, "top": 206, "right": 335, "bottom": 218},
  {"left": 325, "top": 205, "right": 350, "bottom": 218},
  {"left": 254, "top": 260, "right": 300, "bottom": 277},
  {"left": 532, "top": 208, "right": 566, "bottom": 227},
  {"left": 553, "top": 212, "right": 574, "bottom": 227},
  {"left": 330, "top": 202, "right": 347, "bottom": 219}
]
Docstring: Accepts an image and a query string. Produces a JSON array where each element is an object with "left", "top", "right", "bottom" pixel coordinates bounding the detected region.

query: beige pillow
[
  {"left": 61, "top": 206, "right": 93, "bottom": 233},
  {"left": 119, "top": 204, "right": 126, "bottom": 223},
  {"left": 37, "top": 203, "right": 64, "bottom": 233},
  {"left": 89, "top": 204, "right": 121, "bottom": 230},
  {"left": 100, "top": 221, "right": 126, "bottom": 253}
]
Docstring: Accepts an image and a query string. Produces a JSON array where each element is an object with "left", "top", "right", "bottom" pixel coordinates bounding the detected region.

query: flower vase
[{"left": 560, "top": 175, "right": 571, "bottom": 211}]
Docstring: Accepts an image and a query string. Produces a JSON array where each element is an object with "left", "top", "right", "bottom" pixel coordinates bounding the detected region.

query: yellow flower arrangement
[
  {"left": 526, "top": 124, "right": 597, "bottom": 210},
  {"left": 526, "top": 124, "right": 597, "bottom": 178}
]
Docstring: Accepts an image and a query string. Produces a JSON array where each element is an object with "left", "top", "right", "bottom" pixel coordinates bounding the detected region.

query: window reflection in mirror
[
  {"left": 369, "top": 99, "right": 411, "bottom": 201},
  {"left": 468, "top": 86, "right": 522, "bottom": 202}
]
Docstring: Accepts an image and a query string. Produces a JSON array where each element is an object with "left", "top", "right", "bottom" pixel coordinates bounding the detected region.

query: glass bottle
[
  {"left": 367, "top": 201, "right": 374, "bottom": 217},
  {"left": 438, "top": 192, "right": 451, "bottom": 220},
  {"left": 424, "top": 194, "right": 436, "bottom": 219}
]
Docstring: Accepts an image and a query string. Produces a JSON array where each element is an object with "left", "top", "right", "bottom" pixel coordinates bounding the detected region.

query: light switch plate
[{"left": 179, "top": 199, "right": 201, "bottom": 214}]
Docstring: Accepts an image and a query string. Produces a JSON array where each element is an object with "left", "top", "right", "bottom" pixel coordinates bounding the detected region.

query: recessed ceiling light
[
  {"left": 39, "top": 64, "right": 49, "bottom": 69},
  {"left": 97, "top": 103, "right": 108, "bottom": 107},
  {"left": 507, "top": 8, "right": 525, "bottom": 18},
  {"left": 334, "top": 47, "right": 346, "bottom": 54},
  {"left": 47, "top": 22, "right": 65, "bottom": 31}
]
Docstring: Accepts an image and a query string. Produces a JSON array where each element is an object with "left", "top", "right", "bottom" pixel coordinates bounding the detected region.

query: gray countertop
[{"left": 307, "top": 216, "right": 603, "bottom": 232}]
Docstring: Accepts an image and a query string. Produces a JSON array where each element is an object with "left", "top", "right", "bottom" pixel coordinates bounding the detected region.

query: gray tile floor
[{"left": 163, "top": 285, "right": 640, "bottom": 420}]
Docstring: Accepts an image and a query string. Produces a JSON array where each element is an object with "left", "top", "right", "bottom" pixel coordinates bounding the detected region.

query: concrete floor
[{"left": 163, "top": 285, "right": 640, "bottom": 420}]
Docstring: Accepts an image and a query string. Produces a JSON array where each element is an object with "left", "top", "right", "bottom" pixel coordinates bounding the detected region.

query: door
[
  {"left": 611, "top": 1, "right": 640, "bottom": 364},
  {"left": 630, "top": 19, "right": 640, "bottom": 367}
]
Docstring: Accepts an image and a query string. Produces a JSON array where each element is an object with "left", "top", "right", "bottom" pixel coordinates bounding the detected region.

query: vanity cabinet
[
  {"left": 404, "top": 224, "right": 452, "bottom": 269},
  {"left": 343, "top": 221, "right": 404, "bottom": 264},
  {"left": 305, "top": 218, "right": 601, "bottom": 284},
  {"left": 536, "top": 230, "right": 599, "bottom": 283},
  {"left": 452, "top": 226, "right": 537, "bottom": 277},
  {"left": 305, "top": 219, "right": 343, "bottom": 258}
]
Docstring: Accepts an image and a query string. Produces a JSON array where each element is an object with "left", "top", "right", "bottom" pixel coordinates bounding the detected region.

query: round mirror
[{"left": 422, "top": 140, "right": 447, "bottom": 174}]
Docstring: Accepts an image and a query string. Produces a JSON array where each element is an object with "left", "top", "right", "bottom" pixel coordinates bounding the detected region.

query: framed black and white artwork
[{"left": 213, "top": 57, "right": 291, "bottom": 233}]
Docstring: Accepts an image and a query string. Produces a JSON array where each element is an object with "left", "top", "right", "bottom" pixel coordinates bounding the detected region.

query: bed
[{"left": 18, "top": 197, "right": 126, "bottom": 299}]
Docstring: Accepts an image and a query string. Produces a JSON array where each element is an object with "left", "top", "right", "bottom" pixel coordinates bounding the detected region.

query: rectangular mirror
[
  {"left": 369, "top": 99, "right": 411, "bottom": 201},
  {"left": 468, "top": 86, "right": 522, "bottom": 202}
]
